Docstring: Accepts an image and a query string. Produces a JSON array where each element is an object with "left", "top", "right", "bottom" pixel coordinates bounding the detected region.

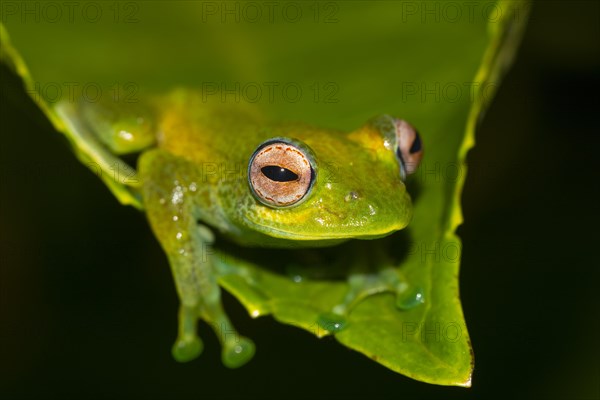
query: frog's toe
[
  {"left": 317, "top": 312, "right": 348, "bottom": 333},
  {"left": 395, "top": 285, "right": 425, "bottom": 310},
  {"left": 222, "top": 337, "right": 255, "bottom": 368},
  {"left": 172, "top": 336, "right": 203, "bottom": 362}
]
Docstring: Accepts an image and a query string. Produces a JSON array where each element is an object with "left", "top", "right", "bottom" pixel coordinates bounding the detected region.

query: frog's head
[{"left": 239, "top": 115, "right": 423, "bottom": 243}]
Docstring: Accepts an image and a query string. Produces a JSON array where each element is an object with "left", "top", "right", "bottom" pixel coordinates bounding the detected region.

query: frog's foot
[
  {"left": 221, "top": 334, "right": 256, "bottom": 369},
  {"left": 172, "top": 305, "right": 204, "bottom": 362},
  {"left": 171, "top": 301, "right": 255, "bottom": 368},
  {"left": 318, "top": 268, "right": 424, "bottom": 333},
  {"left": 200, "top": 301, "right": 256, "bottom": 368}
]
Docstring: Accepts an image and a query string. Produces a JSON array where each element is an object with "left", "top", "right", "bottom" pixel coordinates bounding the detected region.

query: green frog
[{"left": 57, "top": 89, "right": 423, "bottom": 368}]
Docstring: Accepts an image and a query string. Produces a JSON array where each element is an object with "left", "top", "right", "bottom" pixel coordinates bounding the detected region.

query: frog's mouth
[
  {"left": 244, "top": 199, "right": 412, "bottom": 245},
  {"left": 263, "top": 225, "right": 404, "bottom": 241},
  {"left": 233, "top": 220, "right": 409, "bottom": 249}
]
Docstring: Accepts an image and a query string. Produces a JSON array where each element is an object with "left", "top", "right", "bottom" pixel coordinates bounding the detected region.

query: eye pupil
[
  {"left": 261, "top": 165, "right": 299, "bottom": 182},
  {"left": 409, "top": 131, "right": 422, "bottom": 154}
]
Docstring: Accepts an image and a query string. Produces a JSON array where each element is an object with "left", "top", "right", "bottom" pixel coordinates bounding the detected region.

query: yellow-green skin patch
[{"left": 144, "top": 89, "right": 412, "bottom": 247}]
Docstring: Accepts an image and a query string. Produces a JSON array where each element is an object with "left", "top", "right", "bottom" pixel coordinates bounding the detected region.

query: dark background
[{"left": 1, "top": 1, "right": 598, "bottom": 399}]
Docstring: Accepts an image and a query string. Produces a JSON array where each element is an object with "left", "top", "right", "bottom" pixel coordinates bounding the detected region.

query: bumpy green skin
[{"left": 82, "top": 88, "right": 414, "bottom": 367}]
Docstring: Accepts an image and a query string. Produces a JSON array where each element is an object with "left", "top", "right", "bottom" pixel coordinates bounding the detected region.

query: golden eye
[
  {"left": 248, "top": 140, "right": 315, "bottom": 207},
  {"left": 394, "top": 119, "right": 424, "bottom": 180}
]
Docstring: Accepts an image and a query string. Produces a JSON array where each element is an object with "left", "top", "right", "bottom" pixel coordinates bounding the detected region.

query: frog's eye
[
  {"left": 248, "top": 140, "right": 316, "bottom": 207},
  {"left": 394, "top": 119, "right": 424, "bottom": 180}
]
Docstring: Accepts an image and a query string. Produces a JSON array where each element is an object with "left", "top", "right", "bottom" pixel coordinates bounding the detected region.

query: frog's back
[{"left": 156, "top": 89, "right": 268, "bottom": 167}]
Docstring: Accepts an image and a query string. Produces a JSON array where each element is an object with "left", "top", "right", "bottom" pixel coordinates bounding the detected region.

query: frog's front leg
[
  {"left": 139, "top": 149, "right": 255, "bottom": 367},
  {"left": 78, "top": 95, "right": 157, "bottom": 155}
]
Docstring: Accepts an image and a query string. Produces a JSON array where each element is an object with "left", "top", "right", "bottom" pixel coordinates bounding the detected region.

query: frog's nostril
[{"left": 344, "top": 191, "right": 360, "bottom": 202}]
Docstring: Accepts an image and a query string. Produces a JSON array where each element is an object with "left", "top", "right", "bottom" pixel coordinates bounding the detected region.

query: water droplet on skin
[
  {"left": 171, "top": 186, "right": 184, "bottom": 205},
  {"left": 118, "top": 130, "right": 133, "bottom": 141},
  {"left": 396, "top": 286, "right": 425, "bottom": 310},
  {"left": 345, "top": 192, "right": 359, "bottom": 202},
  {"left": 317, "top": 312, "right": 348, "bottom": 333},
  {"left": 383, "top": 138, "right": 393, "bottom": 150}
]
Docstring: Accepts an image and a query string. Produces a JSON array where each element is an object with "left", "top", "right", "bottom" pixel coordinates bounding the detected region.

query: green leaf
[{"left": 1, "top": 0, "right": 530, "bottom": 386}]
